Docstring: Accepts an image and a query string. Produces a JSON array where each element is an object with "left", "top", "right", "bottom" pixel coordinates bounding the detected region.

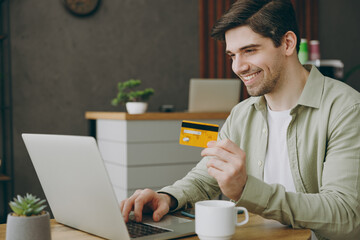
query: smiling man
[{"left": 121, "top": 1, "right": 360, "bottom": 239}]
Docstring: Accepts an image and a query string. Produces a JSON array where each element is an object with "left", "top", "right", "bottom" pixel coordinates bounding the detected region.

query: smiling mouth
[{"left": 241, "top": 71, "right": 261, "bottom": 82}]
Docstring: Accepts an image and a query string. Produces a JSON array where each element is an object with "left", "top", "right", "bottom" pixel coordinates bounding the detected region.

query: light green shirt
[{"left": 160, "top": 65, "right": 360, "bottom": 240}]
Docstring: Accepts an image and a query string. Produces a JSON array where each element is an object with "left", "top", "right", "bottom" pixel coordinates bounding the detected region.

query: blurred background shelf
[{"left": 0, "top": 175, "right": 10, "bottom": 182}]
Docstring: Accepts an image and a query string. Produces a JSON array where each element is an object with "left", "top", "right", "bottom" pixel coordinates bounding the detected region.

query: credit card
[{"left": 179, "top": 120, "right": 219, "bottom": 148}]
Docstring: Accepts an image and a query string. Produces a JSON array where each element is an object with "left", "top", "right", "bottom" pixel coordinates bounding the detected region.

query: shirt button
[
  {"left": 258, "top": 161, "right": 263, "bottom": 167},
  {"left": 262, "top": 128, "right": 267, "bottom": 134}
]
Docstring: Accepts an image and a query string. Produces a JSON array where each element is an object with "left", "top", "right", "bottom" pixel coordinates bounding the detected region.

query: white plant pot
[
  {"left": 6, "top": 212, "right": 51, "bottom": 240},
  {"left": 126, "top": 102, "right": 148, "bottom": 114}
]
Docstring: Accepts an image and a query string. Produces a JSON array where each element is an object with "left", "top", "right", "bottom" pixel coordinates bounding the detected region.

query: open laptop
[
  {"left": 22, "top": 134, "right": 195, "bottom": 240},
  {"left": 188, "top": 78, "right": 241, "bottom": 112}
]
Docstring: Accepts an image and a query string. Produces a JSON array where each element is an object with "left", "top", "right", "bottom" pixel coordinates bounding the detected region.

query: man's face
[{"left": 225, "top": 25, "right": 285, "bottom": 97}]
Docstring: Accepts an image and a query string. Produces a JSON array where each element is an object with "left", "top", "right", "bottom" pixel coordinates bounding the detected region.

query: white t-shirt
[
  {"left": 263, "top": 105, "right": 296, "bottom": 192},
  {"left": 264, "top": 106, "right": 318, "bottom": 239}
]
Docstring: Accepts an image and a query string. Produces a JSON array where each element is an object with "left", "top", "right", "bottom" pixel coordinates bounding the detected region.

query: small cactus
[{"left": 9, "top": 193, "right": 47, "bottom": 216}]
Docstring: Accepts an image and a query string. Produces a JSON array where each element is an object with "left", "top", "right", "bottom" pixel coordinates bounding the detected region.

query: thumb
[{"left": 153, "top": 202, "right": 169, "bottom": 222}]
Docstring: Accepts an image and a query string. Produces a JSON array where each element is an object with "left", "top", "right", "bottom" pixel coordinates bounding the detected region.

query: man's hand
[
  {"left": 201, "top": 139, "right": 248, "bottom": 201},
  {"left": 120, "top": 189, "right": 174, "bottom": 223}
]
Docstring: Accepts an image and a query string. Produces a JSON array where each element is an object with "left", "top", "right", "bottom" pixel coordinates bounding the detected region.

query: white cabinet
[{"left": 86, "top": 112, "right": 227, "bottom": 203}]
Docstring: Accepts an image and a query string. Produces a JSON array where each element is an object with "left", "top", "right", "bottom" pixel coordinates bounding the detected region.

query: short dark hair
[{"left": 211, "top": 0, "right": 300, "bottom": 52}]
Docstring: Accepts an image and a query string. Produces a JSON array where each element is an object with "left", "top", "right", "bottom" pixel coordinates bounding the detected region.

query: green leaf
[
  {"left": 33, "top": 205, "right": 47, "bottom": 215},
  {"left": 111, "top": 79, "right": 154, "bottom": 106},
  {"left": 111, "top": 98, "right": 119, "bottom": 106},
  {"left": 16, "top": 195, "right": 24, "bottom": 205},
  {"left": 33, "top": 199, "right": 46, "bottom": 209},
  {"left": 9, "top": 202, "right": 24, "bottom": 215}
]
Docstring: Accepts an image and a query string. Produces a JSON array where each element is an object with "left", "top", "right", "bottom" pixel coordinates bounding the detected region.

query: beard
[
  {"left": 242, "top": 67, "right": 282, "bottom": 97},
  {"left": 246, "top": 76, "right": 278, "bottom": 96}
]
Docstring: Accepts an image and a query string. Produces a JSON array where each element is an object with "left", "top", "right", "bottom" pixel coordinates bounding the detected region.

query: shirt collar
[
  {"left": 296, "top": 64, "right": 324, "bottom": 109},
  {"left": 251, "top": 64, "right": 324, "bottom": 110}
]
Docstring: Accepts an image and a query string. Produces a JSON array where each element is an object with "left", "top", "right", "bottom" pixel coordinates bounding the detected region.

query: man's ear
[{"left": 282, "top": 31, "right": 297, "bottom": 56}]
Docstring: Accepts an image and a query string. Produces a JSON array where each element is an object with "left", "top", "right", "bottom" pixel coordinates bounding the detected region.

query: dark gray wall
[
  {"left": 318, "top": 0, "right": 360, "bottom": 91},
  {"left": 8, "top": 0, "right": 199, "bottom": 213}
]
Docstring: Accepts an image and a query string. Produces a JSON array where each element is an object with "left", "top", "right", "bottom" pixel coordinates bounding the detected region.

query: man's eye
[{"left": 245, "top": 49, "right": 255, "bottom": 53}]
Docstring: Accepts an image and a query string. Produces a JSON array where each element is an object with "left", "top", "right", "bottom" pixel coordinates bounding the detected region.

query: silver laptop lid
[
  {"left": 22, "top": 134, "right": 129, "bottom": 240},
  {"left": 188, "top": 78, "right": 241, "bottom": 112}
]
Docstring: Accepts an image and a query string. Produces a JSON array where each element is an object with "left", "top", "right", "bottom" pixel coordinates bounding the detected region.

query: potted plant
[
  {"left": 111, "top": 79, "right": 155, "bottom": 114},
  {"left": 6, "top": 193, "right": 51, "bottom": 240}
]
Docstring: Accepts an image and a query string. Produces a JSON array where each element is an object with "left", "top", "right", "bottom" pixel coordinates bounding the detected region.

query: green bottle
[{"left": 298, "top": 38, "right": 309, "bottom": 64}]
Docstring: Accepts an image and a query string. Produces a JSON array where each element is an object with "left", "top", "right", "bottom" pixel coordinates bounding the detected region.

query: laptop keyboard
[{"left": 126, "top": 220, "right": 171, "bottom": 238}]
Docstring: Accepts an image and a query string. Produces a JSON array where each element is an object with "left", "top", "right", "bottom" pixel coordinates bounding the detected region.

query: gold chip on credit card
[{"left": 179, "top": 120, "right": 219, "bottom": 148}]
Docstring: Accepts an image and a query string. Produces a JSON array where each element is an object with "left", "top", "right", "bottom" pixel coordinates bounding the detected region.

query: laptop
[
  {"left": 188, "top": 78, "right": 241, "bottom": 112},
  {"left": 22, "top": 133, "right": 195, "bottom": 240}
]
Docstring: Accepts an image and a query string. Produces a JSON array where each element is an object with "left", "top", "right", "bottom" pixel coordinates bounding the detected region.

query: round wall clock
[{"left": 63, "top": 0, "right": 101, "bottom": 16}]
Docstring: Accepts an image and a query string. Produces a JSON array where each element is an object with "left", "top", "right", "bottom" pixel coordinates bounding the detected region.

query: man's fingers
[
  {"left": 122, "top": 200, "right": 134, "bottom": 222},
  {"left": 216, "top": 139, "right": 245, "bottom": 156},
  {"left": 133, "top": 189, "right": 156, "bottom": 222},
  {"left": 120, "top": 200, "right": 125, "bottom": 212},
  {"left": 202, "top": 146, "right": 234, "bottom": 162},
  {"left": 207, "top": 166, "right": 223, "bottom": 179},
  {"left": 206, "top": 157, "right": 226, "bottom": 171},
  {"left": 202, "top": 139, "right": 245, "bottom": 163},
  {"left": 122, "top": 190, "right": 141, "bottom": 222},
  {"left": 206, "top": 140, "right": 217, "bottom": 147},
  {"left": 207, "top": 139, "right": 243, "bottom": 154},
  {"left": 153, "top": 201, "right": 170, "bottom": 222},
  {"left": 120, "top": 189, "right": 171, "bottom": 223}
]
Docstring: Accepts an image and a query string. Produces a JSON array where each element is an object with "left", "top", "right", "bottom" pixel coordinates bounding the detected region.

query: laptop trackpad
[{"left": 131, "top": 214, "right": 192, "bottom": 228}]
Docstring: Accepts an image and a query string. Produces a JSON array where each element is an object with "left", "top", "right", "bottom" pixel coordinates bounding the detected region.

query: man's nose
[{"left": 232, "top": 55, "right": 250, "bottom": 76}]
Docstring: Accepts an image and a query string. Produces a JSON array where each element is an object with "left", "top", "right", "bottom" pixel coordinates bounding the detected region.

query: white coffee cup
[{"left": 195, "top": 200, "right": 249, "bottom": 240}]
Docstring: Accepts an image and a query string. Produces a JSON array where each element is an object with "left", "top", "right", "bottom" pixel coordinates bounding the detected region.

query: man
[{"left": 121, "top": 0, "right": 360, "bottom": 239}]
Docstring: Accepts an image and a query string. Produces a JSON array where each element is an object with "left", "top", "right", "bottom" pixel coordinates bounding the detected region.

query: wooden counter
[
  {"left": 85, "top": 111, "right": 229, "bottom": 120},
  {"left": 0, "top": 213, "right": 311, "bottom": 240}
]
